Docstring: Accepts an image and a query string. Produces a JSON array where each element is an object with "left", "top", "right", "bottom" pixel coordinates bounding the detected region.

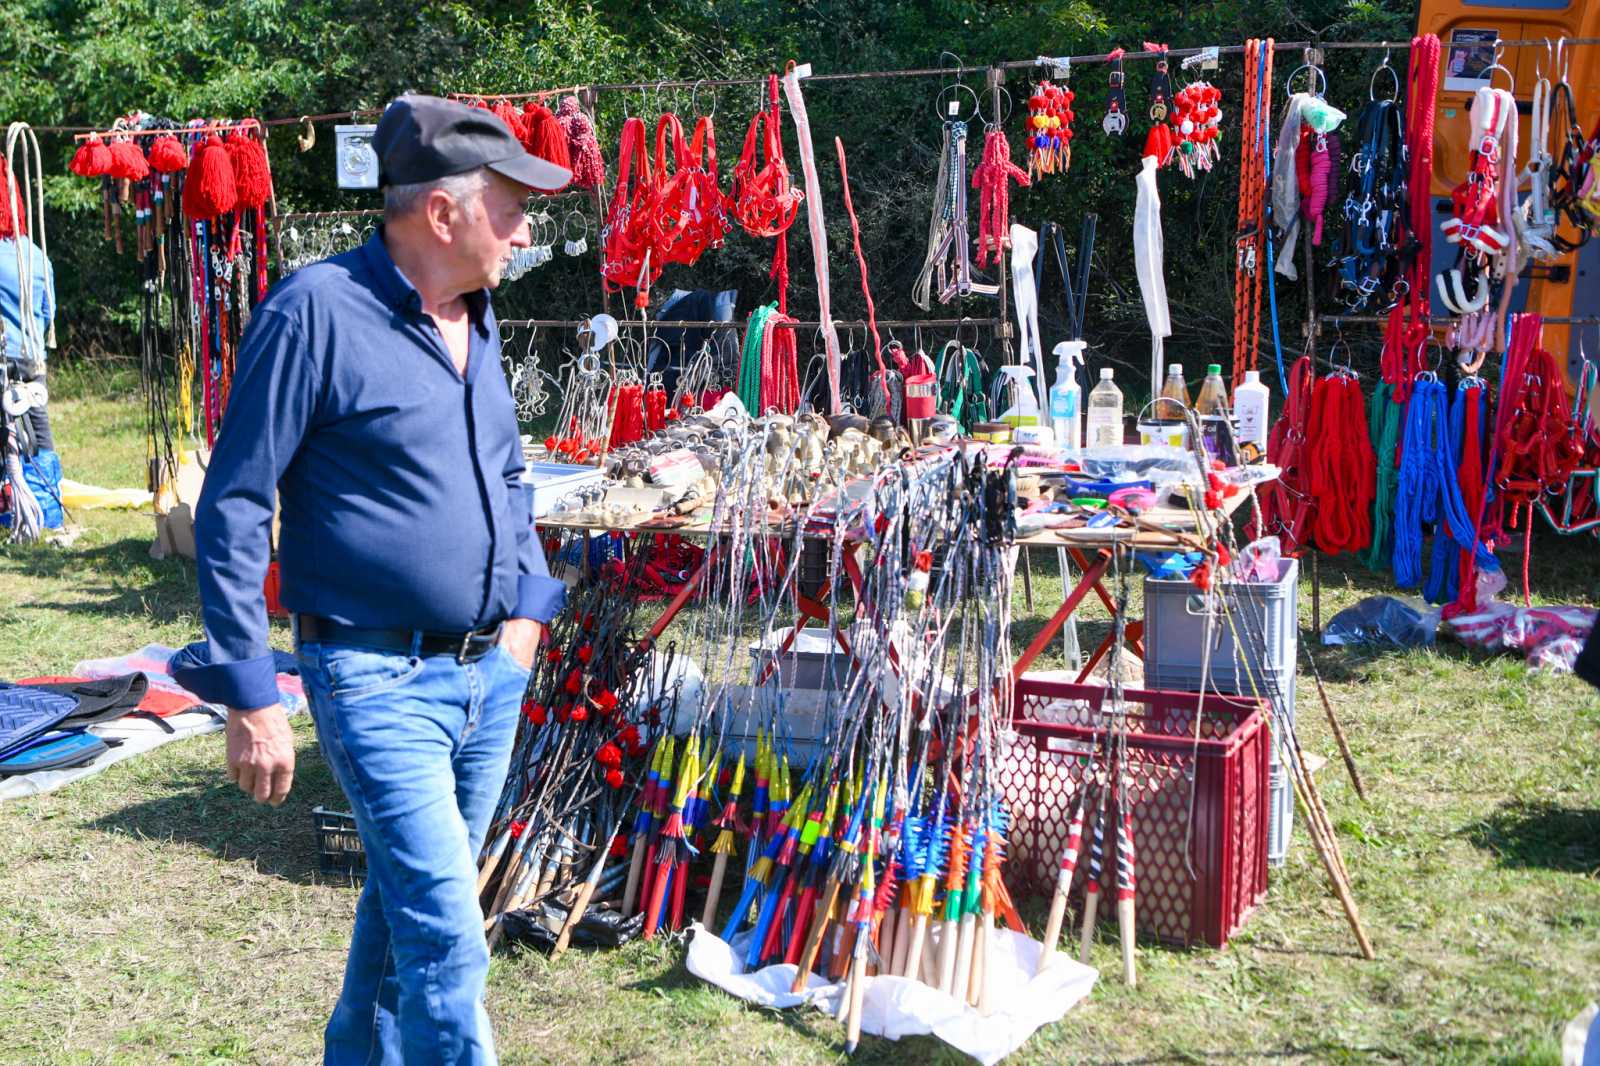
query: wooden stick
[
  {"left": 791, "top": 876, "right": 845, "bottom": 993},
  {"left": 951, "top": 912, "right": 976, "bottom": 1005},
  {"left": 620, "top": 833, "right": 648, "bottom": 917},
  {"left": 875, "top": 903, "right": 896, "bottom": 976},
  {"left": 844, "top": 946, "right": 868, "bottom": 1054},
  {"left": 1307, "top": 647, "right": 1368, "bottom": 801},
  {"left": 903, "top": 912, "right": 930, "bottom": 981},
  {"left": 1117, "top": 897, "right": 1137, "bottom": 987},
  {"left": 1077, "top": 885, "right": 1100, "bottom": 964},
  {"left": 1037, "top": 887, "right": 1070, "bottom": 975},
  {"left": 700, "top": 850, "right": 731, "bottom": 927},
  {"left": 1288, "top": 751, "right": 1374, "bottom": 959},
  {"left": 551, "top": 873, "right": 600, "bottom": 960},
  {"left": 977, "top": 911, "right": 996, "bottom": 1014},
  {"left": 890, "top": 903, "right": 912, "bottom": 976}
]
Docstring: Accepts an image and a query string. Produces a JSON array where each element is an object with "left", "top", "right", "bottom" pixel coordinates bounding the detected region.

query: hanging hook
[{"left": 1370, "top": 44, "right": 1400, "bottom": 102}]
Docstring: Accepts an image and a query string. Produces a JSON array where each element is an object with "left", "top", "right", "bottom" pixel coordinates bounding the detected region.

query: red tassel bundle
[
  {"left": 523, "top": 102, "right": 572, "bottom": 175},
  {"left": 182, "top": 135, "right": 237, "bottom": 220},
  {"left": 226, "top": 130, "right": 273, "bottom": 210},
  {"left": 556, "top": 96, "right": 605, "bottom": 189},
  {"left": 147, "top": 134, "right": 188, "bottom": 174},
  {"left": 492, "top": 101, "right": 528, "bottom": 147},
  {"left": 69, "top": 134, "right": 113, "bottom": 177},
  {"left": 107, "top": 139, "right": 151, "bottom": 182},
  {"left": 0, "top": 161, "right": 25, "bottom": 239}
]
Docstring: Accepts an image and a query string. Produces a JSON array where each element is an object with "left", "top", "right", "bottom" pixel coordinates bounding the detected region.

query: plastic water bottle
[
  {"left": 1233, "top": 369, "right": 1271, "bottom": 454},
  {"left": 1086, "top": 368, "right": 1124, "bottom": 447},
  {"left": 1049, "top": 340, "right": 1085, "bottom": 452}
]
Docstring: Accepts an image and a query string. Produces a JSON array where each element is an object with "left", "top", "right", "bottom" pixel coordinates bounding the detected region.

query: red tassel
[
  {"left": 226, "top": 132, "right": 273, "bottom": 211},
  {"left": 492, "top": 102, "right": 529, "bottom": 149},
  {"left": 523, "top": 103, "right": 572, "bottom": 174},
  {"left": 182, "top": 135, "right": 237, "bottom": 220},
  {"left": 147, "top": 135, "right": 188, "bottom": 174},
  {"left": 107, "top": 139, "right": 150, "bottom": 182},
  {"left": 0, "top": 163, "right": 22, "bottom": 239},
  {"left": 69, "top": 134, "right": 113, "bottom": 178},
  {"left": 1142, "top": 124, "right": 1173, "bottom": 165}
]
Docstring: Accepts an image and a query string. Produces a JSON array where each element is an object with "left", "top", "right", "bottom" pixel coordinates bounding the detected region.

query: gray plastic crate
[{"left": 1144, "top": 558, "right": 1299, "bottom": 864}]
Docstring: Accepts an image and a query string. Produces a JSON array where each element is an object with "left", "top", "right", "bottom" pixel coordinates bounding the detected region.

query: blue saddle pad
[
  {"left": 0, "top": 686, "right": 79, "bottom": 758},
  {"left": 0, "top": 730, "right": 108, "bottom": 775}
]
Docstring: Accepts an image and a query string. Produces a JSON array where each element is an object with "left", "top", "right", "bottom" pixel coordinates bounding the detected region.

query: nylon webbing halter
[
  {"left": 1336, "top": 64, "right": 1407, "bottom": 314},
  {"left": 1232, "top": 38, "right": 1273, "bottom": 388}
]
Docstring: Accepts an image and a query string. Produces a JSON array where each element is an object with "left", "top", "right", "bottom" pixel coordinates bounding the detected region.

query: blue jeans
[{"left": 297, "top": 636, "right": 531, "bottom": 1066}]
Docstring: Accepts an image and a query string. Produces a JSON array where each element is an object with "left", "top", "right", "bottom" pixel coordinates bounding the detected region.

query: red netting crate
[{"left": 998, "top": 679, "right": 1270, "bottom": 948}]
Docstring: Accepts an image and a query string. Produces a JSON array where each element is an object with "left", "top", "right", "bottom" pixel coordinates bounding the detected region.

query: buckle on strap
[{"left": 458, "top": 621, "right": 504, "bottom": 664}]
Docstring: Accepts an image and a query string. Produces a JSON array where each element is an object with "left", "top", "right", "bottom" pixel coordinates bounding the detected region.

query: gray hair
[{"left": 383, "top": 167, "right": 489, "bottom": 221}]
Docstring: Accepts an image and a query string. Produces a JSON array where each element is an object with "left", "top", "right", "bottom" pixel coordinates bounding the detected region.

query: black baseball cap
[{"left": 373, "top": 94, "right": 572, "bottom": 191}]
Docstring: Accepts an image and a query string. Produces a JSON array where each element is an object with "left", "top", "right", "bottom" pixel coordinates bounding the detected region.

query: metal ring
[
  {"left": 1369, "top": 55, "right": 1400, "bottom": 102},
  {"left": 933, "top": 83, "right": 981, "bottom": 125}
]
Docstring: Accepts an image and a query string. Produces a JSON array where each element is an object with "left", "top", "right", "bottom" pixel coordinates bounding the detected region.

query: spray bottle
[
  {"left": 997, "top": 365, "right": 1041, "bottom": 430},
  {"left": 1049, "top": 340, "right": 1086, "bottom": 454}
]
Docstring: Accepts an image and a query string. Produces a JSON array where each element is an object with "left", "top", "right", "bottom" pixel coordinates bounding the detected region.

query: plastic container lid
[
  {"left": 1099, "top": 367, "right": 1114, "bottom": 379},
  {"left": 1169, "top": 363, "right": 1184, "bottom": 374},
  {"left": 1207, "top": 363, "right": 1222, "bottom": 375},
  {"left": 1243, "top": 370, "right": 1261, "bottom": 384}
]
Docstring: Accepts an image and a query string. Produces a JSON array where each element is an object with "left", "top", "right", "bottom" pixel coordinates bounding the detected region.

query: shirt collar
[{"left": 361, "top": 227, "right": 492, "bottom": 334}]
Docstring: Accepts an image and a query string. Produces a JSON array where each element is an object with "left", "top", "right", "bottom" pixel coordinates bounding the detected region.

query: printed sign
[{"left": 1444, "top": 28, "right": 1501, "bottom": 92}]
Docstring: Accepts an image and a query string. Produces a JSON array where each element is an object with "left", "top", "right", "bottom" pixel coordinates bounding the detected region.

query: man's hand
[
  {"left": 500, "top": 618, "right": 543, "bottom": 670},
  {"left": 226, "top": 705, "right": 296, "bottom": 806}
]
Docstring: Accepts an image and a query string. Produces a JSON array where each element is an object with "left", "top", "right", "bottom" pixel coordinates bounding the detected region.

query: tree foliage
[{"left": 2, "top": 0, "right": 1413, "bottom": 379}]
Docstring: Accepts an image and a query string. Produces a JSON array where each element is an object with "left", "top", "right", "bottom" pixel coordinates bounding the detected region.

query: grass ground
[{"left": 1, "top": 364, "right": 1598, "bottom": 1065}]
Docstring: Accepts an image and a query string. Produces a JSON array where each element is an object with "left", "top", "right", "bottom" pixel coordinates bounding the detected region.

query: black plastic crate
[{"left": 313, "top": 805, "right": 366, "bottom": 883}]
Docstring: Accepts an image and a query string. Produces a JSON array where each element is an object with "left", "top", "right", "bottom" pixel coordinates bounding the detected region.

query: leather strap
[{"left": 294, "top": 615, "right": 504, "bottom": 664}]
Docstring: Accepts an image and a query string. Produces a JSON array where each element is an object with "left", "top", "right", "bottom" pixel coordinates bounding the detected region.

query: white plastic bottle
[
  {"left": 1049, "top": 340, "right": 1085, "bottom": 453},
  {"left": 1233, "top": 369, "right": 1271, "bottom": 453},
  {"left": 1086, "top": 368, "right": 1124, "bottom": 447}
]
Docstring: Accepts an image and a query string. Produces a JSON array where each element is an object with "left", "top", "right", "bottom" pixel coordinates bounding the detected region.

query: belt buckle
[{"left": 457, "top": 630, "right": 475, "bottom": 665}]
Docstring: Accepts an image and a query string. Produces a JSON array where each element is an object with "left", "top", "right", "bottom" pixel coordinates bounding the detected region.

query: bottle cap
[
  {"left": 1099, "top": 367, "right": 1114, "bottom": 379},
  {"left": 1206, "top": 363, "right": 1222, "bottom": 375},
  {"left": 1243, "top": 370, "right": 1261, "bottom": 385},
  {"left": 1168, "top": 363, "right": 1183, "bottom": 375}
]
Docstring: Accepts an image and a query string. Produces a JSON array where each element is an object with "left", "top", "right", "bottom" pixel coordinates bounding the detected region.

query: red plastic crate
[{"left": 998, "top": 679, "right": 1270, "bottom": 948}]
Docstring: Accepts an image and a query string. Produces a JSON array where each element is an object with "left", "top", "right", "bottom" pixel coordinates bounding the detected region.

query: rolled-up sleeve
[
  {"left": 504, "top": 419, "right": 565, "bottom": 624},
  {"left": 170, "top": 309, "right": 317, "bottom": 709}
]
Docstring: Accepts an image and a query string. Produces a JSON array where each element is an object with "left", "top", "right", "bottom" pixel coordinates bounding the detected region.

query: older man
[{"left": 172, "top": 96, "right": 569, "bottom": 1064}]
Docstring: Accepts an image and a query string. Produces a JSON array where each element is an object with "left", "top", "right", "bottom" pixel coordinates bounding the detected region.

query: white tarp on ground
[{"left": 685, "top": 921, "right": 1097, "bottom": 1065}]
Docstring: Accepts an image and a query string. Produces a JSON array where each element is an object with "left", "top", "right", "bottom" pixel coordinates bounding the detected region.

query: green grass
[{"left": 2, "top": 363, "right": 1599, "bottom": 1064}]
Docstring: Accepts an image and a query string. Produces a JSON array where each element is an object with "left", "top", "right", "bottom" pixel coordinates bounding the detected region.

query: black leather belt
[{"left": 294, "top": 614, "right": 504, "bottom": 664}]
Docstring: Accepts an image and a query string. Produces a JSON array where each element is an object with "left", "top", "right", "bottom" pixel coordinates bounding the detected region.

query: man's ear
[{"left": 424, "top": 190, "right": 457, "bottom": 242}]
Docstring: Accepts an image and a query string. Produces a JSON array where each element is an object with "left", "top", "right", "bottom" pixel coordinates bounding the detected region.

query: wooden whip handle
[
  {"left": 1037, "top": 886, "right": 1070, "bottom": 975},
  {"left": 551, "top": 877, "right": 599, "bottom": 960},
  {"left": 700, "top": 850, "right": 730, "bottom": 929},
  {"left": 791, "top": 878, "right": 844, "bottom": 994},
  {"left": 1117, "top": 897, "right": 1137, "bottom": 987},
  {"left": 1077, "top": 888, "right": 1100, "bottom": 964}
]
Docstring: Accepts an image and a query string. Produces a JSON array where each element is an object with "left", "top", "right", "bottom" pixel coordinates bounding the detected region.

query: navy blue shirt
[{"left": 171, "top": 231, "right": 565, "bottom": 710}]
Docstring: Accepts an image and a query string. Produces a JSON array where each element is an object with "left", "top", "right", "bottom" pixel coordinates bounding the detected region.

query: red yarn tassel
[
  {"left": 492, "top": 102, "right": 529, "bottom": 149},
  {"left": 0, "top": 164, "right": 22, "bottom": 239},
  {"left": 69, "top": 135, "right": 113, "bottom": 177},
  {"left": 556, "top": 96, "right": 606, "bottom": 189},
  {"left": 523, "top": 103, "right": 572, "bottom": 173},
  {"left": 227, "top": 132, "right": 273, "bottom": 211},
  {"left": 107, "top": 139, "right": 150, "bottom": 182},
  {"left": 148, "top": 135, "right": 188, "bottom": 174},
  {"left": 183, "top": 135, "right": 238, "bottom": 220}
]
